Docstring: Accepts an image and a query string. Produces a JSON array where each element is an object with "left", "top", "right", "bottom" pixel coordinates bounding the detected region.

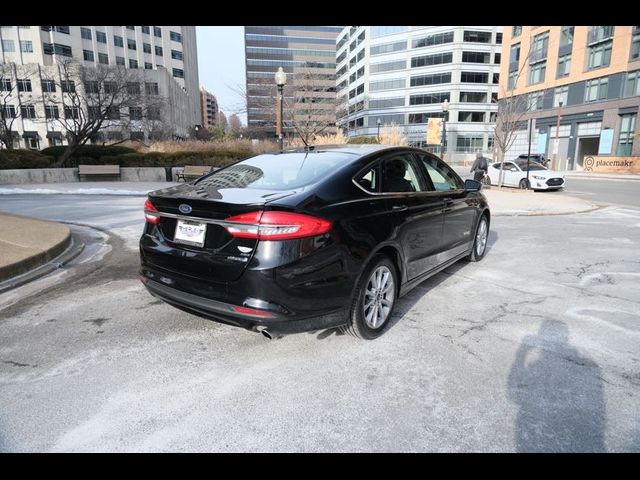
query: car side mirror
[{"left": 464, "top": 179, "right": 482, "bottom": 192}]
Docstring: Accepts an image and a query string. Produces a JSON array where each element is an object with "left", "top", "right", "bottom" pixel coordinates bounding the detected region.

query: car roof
[{"left": 277, "top": 144, "right": 412, "bottom": 157}]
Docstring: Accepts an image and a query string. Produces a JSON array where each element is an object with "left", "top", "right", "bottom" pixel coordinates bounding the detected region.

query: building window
[
  {"left": 585, "top": 77, "right": 609, "bottom": 102},
  {"left": 171, "top": 49, "right": 183, "bottom": 61},
  {"left": 170, "top": 31, "right": 182, "bottom": 43},
  {"left": 460, "top": 72, "right": 488, "bottom": 83},
  {"left": 463, "top": 31, "right": 492, "bottom": 43},
  {"left": 107, "top": 107, "right": 120, "bottom": 120},
  {"left": 98, "top": 52, "right": 109, "bottom": 65},
  {"left": 458, "top": 111, "right": 485, "bottom": 122},
  {"left": 0, "top": 79, "right": 11, "bottom": 91},
  {"left": 87, "top": 106, "right": 100, "bottom": 120},
  {"left": 42, "top": 43, "right": 72, "bottom": 57},
  {"left": 507, "top": 70, "right": 518, "bottom": 90},
  {"left": 172, "top": 68, "right": 184, "bottom": 78},
  {"left": 154, "top": 27, "right": 162, "bottom": 38},
  {"left": 496, "top": 33, "right": 503, "bottom": 44},
  {"left": 61, "top": 80, "right": 75, "bottom": 93},
  {"left": 81, "top": 27, "right": 92, "bottom": 40},
  {"left": 141, "top": 26, "right": 150, "bottom": 35},
  {"left": 17, "top": 79, "right": 32, "bottom": 92},
  {"left": 530, "top": 31, "right": 549, "bottom": 63},
  {"left": 560, "top": 26, "right": 574, "bottom": 47},
  {"left": 127, "top": 39, "right": 136, "bottom": 50},
  {"left": 1, "top": 40, "right": 15, "bottom": 52},
  {"left": 493, "top": 73, "right": 500, "bottom": 84},
  {"left": 462, "top": 51, "right": 491, "bottom": 64},
  {"left": 625, "top": 70, "right": 640, "bottom": 97},
  {"left": 126, "top": 82, "right": 140, "bottom": 95},
  {"left": 588, "top": 26, "right": 615, "bottom": 44},
  {"left": 371, "top": 26, "right": 406, "bottom": 38},
  {"left": 129, "top": 59, "right": 138, "bottom": 69},
  {"left": 370, "top": 40, "right": 407, "bottom": 55},
  {"left": 114, "top": 35, "right": 124, "bottom": 48},
  {"left": 40, "top": 80, "right": 55, "bottom": 92},
  {"left": 103, "top": 81, "right": 116, "bottom": 93},
  {"left": 617, "top": 114, "right": 636, "bottom": 155},
  {"left": 147, "top": 107, "right": 161, "bottom": 120},
  {"left": 494, "top": 53, "right": 501, "bottom": 64},
  {"left": 456, "top": 135, "right": 484, "bottom": 152},
  {"left": 369, "top": 78, "right": 406, "bottom": 91},
  {"left": 83, "top": 49, "right": 94, "bottom": 62},
  {"left": 512, "top": 26, "right": 522, "bottom": 37},
  {"left": 553, "top": 86, "right": 569, "bottom": 107},
  {"left": 45, "top": 105, "right": 59, "bottom": 119},
  {"left": 370, "top": 60, "right": 405, "bottom": 73},
  {"left": 20, "top": 40, "right": 33, "bottom": 53},
  {"left": 96, "top": 31, "right": 106, "bottom": 43},
  {"left": 155, "top": 45, "right": 163, "bottom": 56},
  {"left": 126, "top": 26, "right": 135, "bottom": 31},
  {"left": 64, "top": 106, "right": 80, "bottom": 119},
  {"left": 409, "top": 72, "right": 451, "bottom": 87},
  {"left": 145, "top": 82, "right": 159, "bottom": 95},
  {"left": 411, "top": 52, "right": 453, "bottom": 67},
  {"left": 412, "top": 31, "right": 454, "bottom": 48},
  {"left": 84, "top": 81, "right": 100, "bottom": 94},
  {"left": 460, "top": 92, "right": 487, "bottom": 103},
  {"left": 1, "top": 106, "right": 16, "bottom": 118},
  {"left": 409, "top": 92, "right": 450, "bottom": 105},
  {"left": 20, "top": 105, "right": 36, "bottom": 119},
  {"left": 143, "top": 43, "right": 151, "bottom": 54},
  {"left": 529, "top": 61, "right": 546, "bottom": 85},
  {"left": 631, "top": 26, "right": 640, "bottom": 61},
  {"left": 116, "top": 56, "right": 125, "bottom": 66},
  {"left": 588, "top": 40, "right": 613, "bottom": 70},
  {"left": 129, "top": 107, "right": 142, "bottom": 120},
  {"left": 144, "top": 62, "right": 153, "bottom": 70},
  {"left": 557, "top": 54, "right": 571, "bottom": 77},
  {"left": 528, "top": 91, "right": 544, "bottom": 111}
]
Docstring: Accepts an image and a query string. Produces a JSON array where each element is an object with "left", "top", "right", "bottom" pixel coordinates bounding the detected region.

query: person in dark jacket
[{"left": 470, "top": 152, "right": 489, "bottom": 182}]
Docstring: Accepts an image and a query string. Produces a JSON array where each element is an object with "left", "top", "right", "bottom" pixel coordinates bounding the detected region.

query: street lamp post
[
  {"left": 441, "top": 99, "right": 449, "bottom": 161},
  {"left": 377, "top": 119, "right": 381, "bottom": 141},
  {"left": 551, "top": 100, "right": 563, "bottom": 171},
  {"left": 275, "top": 67, "right": 287, "bottom": 151}
]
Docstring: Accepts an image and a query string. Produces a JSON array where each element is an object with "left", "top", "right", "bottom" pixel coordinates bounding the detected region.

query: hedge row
[
  {"left": 347, "top": 136, "right": 380, "bottom": 145},
  {"left": 40, "top": 145, "right": 136, "bottom": 159},
  {"left": 0, "top": 147, "right": 254, "bottom": 169}
]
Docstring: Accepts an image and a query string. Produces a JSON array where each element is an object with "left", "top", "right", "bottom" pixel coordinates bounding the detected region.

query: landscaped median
[{"left": 0, "top": 213, "right": 71, "bottom": 282}]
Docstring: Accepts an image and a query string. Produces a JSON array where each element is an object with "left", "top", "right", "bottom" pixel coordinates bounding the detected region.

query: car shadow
[
  {"left": 506, "top": 320, "right": 606, "bottom": 452},
  {"left": 312, "top": 229, "right": 499, "bottom": 340}
]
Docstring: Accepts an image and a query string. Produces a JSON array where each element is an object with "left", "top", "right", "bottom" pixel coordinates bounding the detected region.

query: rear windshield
[
  {"left": 515, "top": 160, "right": 546, "bottom": 171},
  {"left": 196, "top": 151, "right": 355, "bottom": 190}
]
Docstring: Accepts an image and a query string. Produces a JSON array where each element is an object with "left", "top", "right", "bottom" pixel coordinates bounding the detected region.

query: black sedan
[{"left": 139, "top": 145, "right": 490, "bottom": 340}]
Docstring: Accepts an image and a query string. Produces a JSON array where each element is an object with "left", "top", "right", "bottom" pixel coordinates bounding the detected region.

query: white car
[{"left": 486, "top": 159, "right": 565, "bottom": 191}]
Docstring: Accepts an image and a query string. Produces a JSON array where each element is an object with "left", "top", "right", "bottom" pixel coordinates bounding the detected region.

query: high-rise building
[
  {"left": 200, "top": 86, "right": 218, "bottom": 129},
  {"left": 0, "top": 25, "right": 200, "bottom": 149},
  {"left": 499, "top": 26, "right": 640, "bottom": 170},
  {"left": 337, "top": 26, "right": 502, "bottom": 162},
  {"left": 244, "top": 26, "right": 342, "bottom": 139}
]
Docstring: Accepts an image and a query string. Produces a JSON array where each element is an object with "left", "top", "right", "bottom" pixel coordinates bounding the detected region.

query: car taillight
[
  {"left": 144, "top": 198, "right": 160, "bottom": 224},
  {"left": 224, "top": 211, "right": 332, "bottom": 241}
]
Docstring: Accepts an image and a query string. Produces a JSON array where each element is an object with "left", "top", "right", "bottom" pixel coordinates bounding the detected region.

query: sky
[{"left": 196, "top": 26, "right": 247, "bottom": 125}]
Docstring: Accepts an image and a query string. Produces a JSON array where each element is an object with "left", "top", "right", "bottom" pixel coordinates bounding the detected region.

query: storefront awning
[
  {"left": 46, "top": 131, "right": 63, "bottom": 139},
  {"left": 22, "top": 131, "right": 39, "bottom": 139}
]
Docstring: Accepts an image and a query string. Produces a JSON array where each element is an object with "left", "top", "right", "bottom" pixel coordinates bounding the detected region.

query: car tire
[
  {"left": 465, "top": 214, "right": 489, "bottom": 262},
  {"left": 342, "top": 255, "right": 398, "bottom": 340},
  {"left": 519, "top": 179, "right": 530, "bottom": 189}
]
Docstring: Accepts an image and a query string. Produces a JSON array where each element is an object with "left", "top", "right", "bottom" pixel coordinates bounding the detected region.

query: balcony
[{"left": 588, "top": 26, "right": 614, "bottom": 45}]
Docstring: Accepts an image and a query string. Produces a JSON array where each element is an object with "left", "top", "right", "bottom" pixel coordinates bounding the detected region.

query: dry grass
[
  {"left": 379, "top": 123, "right": 408, "bottom": 146},
  {"left": 287, "top": 130, "right": 348, "bottom": 148},
  {"left": 127, "top": 139, "right": 279, "bottom": 154}
]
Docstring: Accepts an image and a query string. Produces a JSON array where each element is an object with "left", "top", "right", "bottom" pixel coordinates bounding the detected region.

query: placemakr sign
[{"left": 583, "top": 156, "right": 640, "bottom": 173}]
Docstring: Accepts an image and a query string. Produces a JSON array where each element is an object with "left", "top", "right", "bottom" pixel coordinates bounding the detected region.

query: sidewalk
[{"left": 0, "top": 213, "right": 71, "bottom": 283}]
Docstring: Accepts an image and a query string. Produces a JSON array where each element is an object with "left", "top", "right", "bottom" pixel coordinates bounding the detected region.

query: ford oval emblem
[{"left": 178, "top": 204, "right": 192, "bottom": 215}]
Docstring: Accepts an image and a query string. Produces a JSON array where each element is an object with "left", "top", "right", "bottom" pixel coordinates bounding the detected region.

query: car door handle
[{"left": 392, "top": 205, "right": 408, "bottom": 212}]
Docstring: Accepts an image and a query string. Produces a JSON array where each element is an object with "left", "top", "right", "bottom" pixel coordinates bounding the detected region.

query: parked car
[
  {"left": 139, "top": 145, "right": 490, "bottom": 340},
  {"left": 486, "top": 159, "right": 565, "bottom": 191},
  {"left": 517, "top": 153, "right": 549, "bottom": 167}
]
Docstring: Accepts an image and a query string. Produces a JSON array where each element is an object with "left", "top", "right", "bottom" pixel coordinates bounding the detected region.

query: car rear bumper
[{"left": 140, "top": 269, "right": 349, "bottom": 335}]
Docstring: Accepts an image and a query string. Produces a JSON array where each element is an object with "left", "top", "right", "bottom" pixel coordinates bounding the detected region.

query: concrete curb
[{"left": 0, "top": 215, "right": 72, "bottom": 283}]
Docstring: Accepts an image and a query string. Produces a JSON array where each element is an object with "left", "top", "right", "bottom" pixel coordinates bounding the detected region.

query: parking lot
[{"left": 0, "top": 194, "right": 639, "bottom": 452}]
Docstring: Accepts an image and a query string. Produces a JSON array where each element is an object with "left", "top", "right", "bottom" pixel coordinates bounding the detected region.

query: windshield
[
  {"left": 515, "top": 159, "right": 546, "bottom": 171},
  {"left": 195, "top": 151, "right": 356, "bottom": 190}
]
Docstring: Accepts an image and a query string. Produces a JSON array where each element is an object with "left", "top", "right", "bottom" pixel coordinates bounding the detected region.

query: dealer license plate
[{"left": 174, "top": 219, "right": 207, "bottom": 247}]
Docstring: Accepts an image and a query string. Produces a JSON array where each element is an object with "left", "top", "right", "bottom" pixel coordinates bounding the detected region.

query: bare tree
[
  {"left": 493, "top": 46, "right": 534, "bottom": 187},
  {"left": 0, "top": 63, "right": 35, "bottom": 150},
  {"left": 285, "top": 67, "right": 338, "bottom": 145},
  {"left": 42, "top": 59, "right": 164, "bottom": 165},
  {"left": 228, "top": 114, "right": 242, "bottom": 136}
]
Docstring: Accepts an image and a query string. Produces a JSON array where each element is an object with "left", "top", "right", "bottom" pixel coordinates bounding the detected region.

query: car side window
[
  {"left": 504, "top": 162, "right": 518, "bottom": 172},
  {"left": 380, "top": 154, "right": 426, "bottom": 193},
  {"left": 355, "top": 163, "right": 379, "bottom": 193},
  {"left": 419, "top": 154, "right": 464, "bottom": 192}
]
